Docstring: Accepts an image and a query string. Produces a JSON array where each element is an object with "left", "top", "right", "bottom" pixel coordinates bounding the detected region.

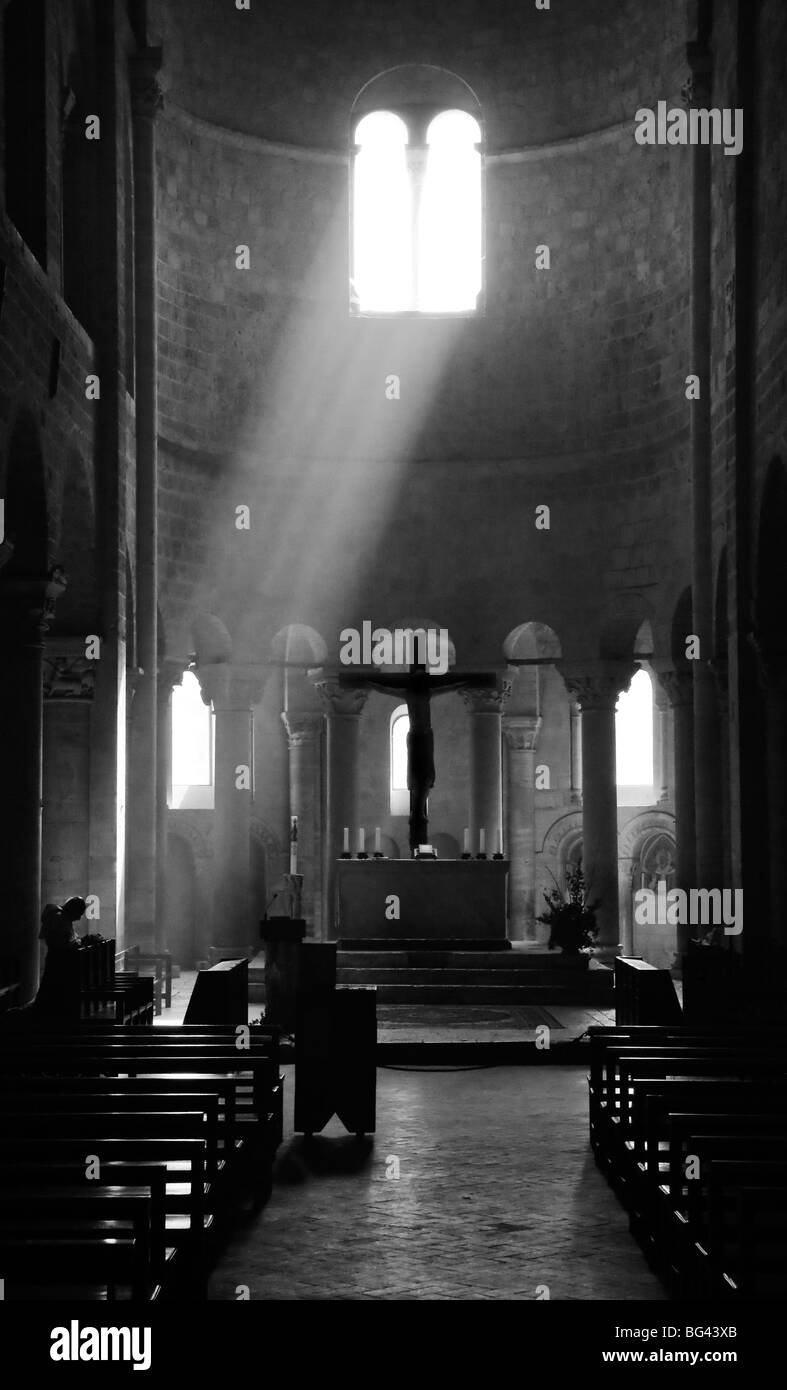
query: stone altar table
[{"left": 334, "top": 859, "right": 509, "bottom": 941}]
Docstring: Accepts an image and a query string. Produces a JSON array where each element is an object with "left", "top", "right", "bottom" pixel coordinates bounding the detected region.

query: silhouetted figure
[{"left": 34, "top": 895, "right": 87, "bottom": 1021}]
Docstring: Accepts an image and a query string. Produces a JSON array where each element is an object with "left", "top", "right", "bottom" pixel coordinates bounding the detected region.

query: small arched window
[
  {"left": 170, "top": 671, "right": 215, "bottom": 809},
  {"left": 352, "top": 107, "right": 482, "bottom": 315},
  {"left": 390, "top": 703, "right": 409, "bottom": 814},
  {"left": 616, "top": 668, "right": 654, "bottom": 804}
]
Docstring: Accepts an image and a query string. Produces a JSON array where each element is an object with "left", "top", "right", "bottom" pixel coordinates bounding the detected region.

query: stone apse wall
[{"left": 150, "top": 0, "right": 698, "bottom": 958}]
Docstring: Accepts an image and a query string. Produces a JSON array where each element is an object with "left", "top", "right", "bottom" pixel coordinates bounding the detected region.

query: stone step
[
  {"left": 336, "top": 967, "right": 593, "bottom": 987},
  {"left": 335, "top": 938, "right": 512, "bottom": 953},
  {"left": 337, "top": 950, "right": 589, "bottom": 971},
  {"left": 337, "top": 982, "right": 614, "bottom": 1004}
]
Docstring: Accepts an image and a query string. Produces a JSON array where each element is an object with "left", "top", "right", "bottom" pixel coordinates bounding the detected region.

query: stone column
[
  {"left": 755, "top": 650, "right": 787, "bottom": 941},
  {"left": 195, "top": 662, "right": 264, "bottom": 957},
  {"left": 126, "top": 50, "right": 164, "bottom": 955},
  {"left": 463, "top": 685, "right": 508, "bottom": 856},
  {"left": 155, "top": 660, "right": 186, "bottom": 952},
  {"left": 0, "top": 570, "right": 67, "bottom": 1001},
  {"left": 503, "top": 715, "right": 542, "bottom": 940},
  {"left": 42, "top": 641, "right": 96, "bottom": 912},
  {"left": 569, "top": 700, "right": 582, "bottom": 803},
  {"left": 314, "top": 680, "right": 368, "bottom": 936},
  {"left": 281, "top": 712, "right": 323, "bottom": 939},
  {"left": 711, "top": 660, "right": 732, "bottom": 887},
  {"left": 654, "top": 681, "right": 672, "bottom": 802},
  {"left": 559, "top": 662, "right": 636, "bottom": 954},
  {"left": 654, "top": 667, "right": 696, "bottom": 957}
]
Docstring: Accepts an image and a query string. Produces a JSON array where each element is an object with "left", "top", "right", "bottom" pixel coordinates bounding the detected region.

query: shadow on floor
[{"left": 274, "top": 1133, "right": 375, "bottom": 1185}]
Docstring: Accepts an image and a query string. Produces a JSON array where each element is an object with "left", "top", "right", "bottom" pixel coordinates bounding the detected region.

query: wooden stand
[
  {"left": 294, "top": 989, "right": 377, "bottom": 1137},
  {"left": 183, "top": 957, "right": 248, "bottom": 1024}
]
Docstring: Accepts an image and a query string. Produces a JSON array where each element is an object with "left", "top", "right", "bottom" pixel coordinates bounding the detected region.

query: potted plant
[{"left": 537, "top": 865, "right": 600, "bottom": 955}]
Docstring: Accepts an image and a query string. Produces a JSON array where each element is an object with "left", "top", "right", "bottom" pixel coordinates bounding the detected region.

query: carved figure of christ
[{"left": 339, "top": 662, "right": 497, "bottom": 853}]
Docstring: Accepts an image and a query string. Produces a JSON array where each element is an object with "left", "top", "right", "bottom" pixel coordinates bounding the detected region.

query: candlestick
[
  {"left": 340, "top": 826, "right": 351, "bottom": 859},
  {"left": 461, "top": 826, "right": 471, "bottom": 860},
  {"left": 493, "top": 826, "right": 504, "bottom": 861},
  {"left": 289, "top": 816, "right": 298, "bottom": 874}
]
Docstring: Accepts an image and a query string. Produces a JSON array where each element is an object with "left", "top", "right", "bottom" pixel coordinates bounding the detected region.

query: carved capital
[
  {"left": 194, "top": 661, "right": 265, "bottom": 711},
  {"left": 281, "top": 711, "right": 323, "bottom": 747},
  {"left": 557, "top": 660, "right": 637, "bottom": 710},
  {"left": 314, "top": 678, "right": 369, "bottom": 719},
  {"left": 129, "top": 48, "right": 164, "bottom": 121},
  {"left": 461, "top": 679, "right": 512, "bottom": 716},
  {"left": 158, "top": 657, "right": 188, "bottom": 700},
  {"left": 0, "top": 567, "right": 68, "bottom": 642},
  {"left": 652, "top": 665, "right": 693, "bottom": 709},
  {"left": 747, "top": 632, "right": 787, "bottom": 696},
  {"left": 503, "top": 715, "right": 542, "bottom": 752},
  {"left": 43, "top": 638, "right": 97, "bottom": 701}
]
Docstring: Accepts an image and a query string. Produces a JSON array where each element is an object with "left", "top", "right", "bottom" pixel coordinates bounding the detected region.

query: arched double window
[
  {"left": 390, "top": 703, "right": 410, "bottom": 814},
  {"left": 170, "top": 671, "right": 215, "bottom": 810},
  {"left": 615, "top": 668, "right": 655, "bottom": 805},
  {"left": 351, "top": 107, "right": 483, "bottom": 315}
]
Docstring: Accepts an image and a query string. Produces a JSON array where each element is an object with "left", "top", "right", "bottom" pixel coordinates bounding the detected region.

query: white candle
[
  {"left": 374, "top": 827, "right": 381, "bottom": 853},
  {"left": 479, "top": 828, "right": 486, "bottom": 854},
  {"left": 498, "top": 829, "right": 503, "bottom": 855},
  {"left": 358, "top": 827, "right": 365, "bottom": 853},
  {"left": 463, "top": 828, "right": 470, "bottom": 854},
  {"left": 343, "top": 827, "right": 350, "bottom": 853},
  {"left": 289, "top": 817, "right": 298, "bottom": 874}
]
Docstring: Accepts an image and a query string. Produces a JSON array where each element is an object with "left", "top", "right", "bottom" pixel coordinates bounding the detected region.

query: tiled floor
[
  {"left": 208, "top": 1064, "right": 668, "bottom": 1301},
  {"left": 158, "top": 972, "right": 615, "bottom": 1043}
]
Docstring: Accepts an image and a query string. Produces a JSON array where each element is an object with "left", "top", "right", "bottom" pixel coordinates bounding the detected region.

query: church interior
[{"left": 0, "top": 0, "right": 786, "bottom": 1314}]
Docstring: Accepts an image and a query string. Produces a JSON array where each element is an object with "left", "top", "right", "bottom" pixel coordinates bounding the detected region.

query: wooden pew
[{"left": 587, "top": 1024, "right": 787, "bottom": 1301}]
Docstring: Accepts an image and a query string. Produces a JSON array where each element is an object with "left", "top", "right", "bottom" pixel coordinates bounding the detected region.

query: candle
[
  {"left": 358, "top": 827, "right": 365, "bottom": 853},
  {"left": 479, "top": 828, "right": 486, "bottom": 854},
  {"left": 498, "top": 829, "right": 503, "bottom": 855},
  {"left": 289, "top": 816, "right": 298, "bottom": 874},
  {"left": 463, "top": 828, "right": 470, "bottom": 854},
  {"left": 374, "top": 827, "right": 381, "bottom": 853},
  {"left": 343, "top": 827, "right": 350, "bottom": 853}
]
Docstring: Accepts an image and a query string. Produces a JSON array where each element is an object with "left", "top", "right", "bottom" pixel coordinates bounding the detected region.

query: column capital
[
  {"left": 651, "top": 662, "right": 693, "bottom": 709},
  {"left": 461, "top": 678, "right": 512, "bottom": 715},
  {"left": 503, "top": 715, "right": 542, "bottom": 751},
  {"left": 158, "top": 656, "right": 189, "bottom": 699},
  {"left": 43, "top": 638, "right": 96, "bottom": 701},
  {"left": 314, "top": 678, "right": 369, "bottom": 718},
  {"left": 194, "top": 661, "right": 266, "bottom": 711},
  {"left": 129, "top": 48, "right": 164, "bottom": 121},
  {"left": 0, "top": 567, "right": 68, "bottom": 642},
  {"left": 747, "top": 632, "right": 787, "bottom": 696},
  {"left": 557, "top": 660, "right": 637, "bottom": 710},
  {"left": 281, "top": 711, "right": 323, "bottom": 747}
]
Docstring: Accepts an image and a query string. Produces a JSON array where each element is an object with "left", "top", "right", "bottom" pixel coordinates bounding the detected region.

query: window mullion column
[{"left": 406, "top": 143, "right": 428, "bottom": 312}]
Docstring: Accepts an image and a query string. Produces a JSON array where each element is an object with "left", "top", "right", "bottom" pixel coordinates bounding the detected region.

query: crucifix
[{"left": 339, "top": 661, "right": 498, "bottom": 854}]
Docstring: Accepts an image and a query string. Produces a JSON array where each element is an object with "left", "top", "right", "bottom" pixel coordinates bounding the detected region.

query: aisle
[{"left": 209, "top": 1064, "right": 667, "bottom": 1300}]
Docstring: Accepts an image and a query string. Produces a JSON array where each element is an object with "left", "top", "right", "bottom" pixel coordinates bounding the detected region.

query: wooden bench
[
  {"left": 587, "top": 1023, "right": 787, "bottom": 1301},
  {"left": 0, "top": 1023, "right": 285, "bottom": 1299}
]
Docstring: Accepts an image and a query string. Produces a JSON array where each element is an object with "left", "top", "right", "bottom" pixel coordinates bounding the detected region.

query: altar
[{"left": 334, "top": 858, "right": 509, "bottom": 941}]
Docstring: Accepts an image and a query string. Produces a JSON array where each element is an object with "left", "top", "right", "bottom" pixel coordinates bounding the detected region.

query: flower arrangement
[{"left": 537, "top": 865, "right": 600, "bottom": 954}]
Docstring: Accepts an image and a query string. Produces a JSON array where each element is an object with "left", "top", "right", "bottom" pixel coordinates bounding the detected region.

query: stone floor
[
  {"left": 208, "top": 1064, "right": 668, "bottom": 1301},
  {"left": 158, "top": 972, "right": 615, "bottom": 1043}
]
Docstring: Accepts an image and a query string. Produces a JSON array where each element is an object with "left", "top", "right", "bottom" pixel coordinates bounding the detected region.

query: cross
[{"left": 339, "top": 661, "right": 498, "bottom": 854}]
